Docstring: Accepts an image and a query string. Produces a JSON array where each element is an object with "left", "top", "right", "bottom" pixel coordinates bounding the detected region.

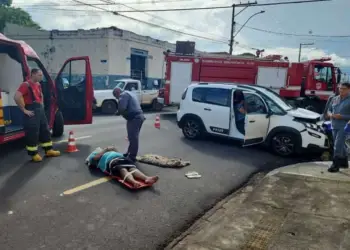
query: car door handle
[
  {"left": 249, "top": 120, "right": 255, "bottom": 123},
  {"left": 204, "top": 108, "right": 211, "bottom": 111}
]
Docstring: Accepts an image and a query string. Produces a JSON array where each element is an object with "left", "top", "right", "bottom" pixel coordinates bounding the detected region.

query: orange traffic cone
[
  {"left": 154, "top": 114, "right": 160, "bottom": 129},
  {"left": 66, "top": 131, "right": 79, "bottom": 152}
]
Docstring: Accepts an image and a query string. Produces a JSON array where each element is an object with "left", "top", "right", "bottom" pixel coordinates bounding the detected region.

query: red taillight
[{"left": 158, "top": 88, "right": 165, "bottom": 98}]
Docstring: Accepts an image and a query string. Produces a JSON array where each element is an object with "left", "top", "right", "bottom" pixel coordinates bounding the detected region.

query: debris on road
[
  {"left": 136, "top": 154, "right": 190, "bottom": 168},
  {"left": 185, "top": 171, "right": 201, "bottom": 179}
]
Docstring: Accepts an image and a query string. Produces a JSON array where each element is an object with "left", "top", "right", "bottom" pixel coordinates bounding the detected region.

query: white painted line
[{"left": 54, "top": 135, "right": 92, "bottom": 144}]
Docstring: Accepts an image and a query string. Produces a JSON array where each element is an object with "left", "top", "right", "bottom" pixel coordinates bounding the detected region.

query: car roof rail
[{"left": 199, "top": 82, "right": 208, "bottom": 85}]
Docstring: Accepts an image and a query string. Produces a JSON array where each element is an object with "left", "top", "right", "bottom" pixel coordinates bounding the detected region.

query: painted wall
[{"left": 4, "top": 24, "right": 176, "bottom": 90}]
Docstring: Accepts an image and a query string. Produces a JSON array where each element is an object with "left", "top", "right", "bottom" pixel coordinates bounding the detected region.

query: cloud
[{"left": 11, "top": 0, "right": 350, "bottom": 70}]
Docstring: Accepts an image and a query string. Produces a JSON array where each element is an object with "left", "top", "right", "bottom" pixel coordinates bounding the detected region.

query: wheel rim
[
  {"left": 272, "top": 135, "right": 294, "bottom": 156},
  {"left": 183, "top": 120, "right": 200, "bottom": 138}
]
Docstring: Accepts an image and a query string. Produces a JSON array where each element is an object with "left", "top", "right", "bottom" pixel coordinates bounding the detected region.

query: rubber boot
[
  {"left": 45, "top": 149, "right": 61, "bottom": 157},
  {"left": 32, "top": 154, "right": 43, "bottom": 162},
  {"left": 339, "top": 157, "right": 349, "bottom": 169},
  {"left": 328, "top": 157, "right": 340, "bottom": 173}
]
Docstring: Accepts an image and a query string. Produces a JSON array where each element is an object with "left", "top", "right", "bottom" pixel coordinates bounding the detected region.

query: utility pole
[
  {"left": 229, "top": 5, "right": 235, "bottom": 55},
  {"left": 298, "top": 42, "right": 314, "bottom": 62},
  {"left": 229, "top": 1, "right": 257, "bottom": 55},
  {"left": 229, "top": 0, "right": 330, "bottom": 55}
]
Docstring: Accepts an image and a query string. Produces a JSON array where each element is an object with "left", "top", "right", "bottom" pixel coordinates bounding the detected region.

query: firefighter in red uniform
[{"left": 14, "top": 68, "right": 60, "bottom": 162}]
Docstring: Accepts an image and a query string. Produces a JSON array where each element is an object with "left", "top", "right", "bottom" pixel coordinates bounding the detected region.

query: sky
[{"left": 11, "top": 0, "right": 350, "bottom": 73}]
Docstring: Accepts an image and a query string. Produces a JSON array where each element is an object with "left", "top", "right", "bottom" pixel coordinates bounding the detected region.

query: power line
[
  {"left": 65, "top": 0, "right": 331, "bottom": 13},
  {"left": 235, "top": 23, "right": 350, "bottom": 38},
  {"left": 14, "top": 0, "right": 194, "bottom": 7},
  {"left": 99, "top": 0, "right": 230, "bottom": 41},
  {"left": 69, "top": 0, "right": 229, "bottom": 44}
]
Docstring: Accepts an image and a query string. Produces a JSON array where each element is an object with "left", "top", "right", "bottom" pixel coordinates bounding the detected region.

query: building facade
[{"left": 4, "top": 24, "right": 176, "bottom": 90}]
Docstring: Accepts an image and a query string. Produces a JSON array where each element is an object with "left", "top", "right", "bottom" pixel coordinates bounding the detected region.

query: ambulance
[{"left": 0, "top": 34, "right": 93, "bottom": 144}]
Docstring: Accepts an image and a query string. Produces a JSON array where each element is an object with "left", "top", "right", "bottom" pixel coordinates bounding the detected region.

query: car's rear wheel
[
  {"left": 270, "top": 132, "right": 297, "bottom": 157},
  {"left": 152, "top": 99, "right": 163, "bottom": 111},
  {"left": 182, "top": 118, "right": 203, "bottom": 140},
  {"left": 101, "top": 100, "right": 117, "bottom": 114}
]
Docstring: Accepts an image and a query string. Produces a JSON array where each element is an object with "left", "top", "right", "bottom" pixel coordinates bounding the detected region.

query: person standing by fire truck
[
  {"left": 14, "top": 68, "right": 61, "bottom": 162},
  {"left": 327, "top": 82, "right": 350, "bottom": 172}
]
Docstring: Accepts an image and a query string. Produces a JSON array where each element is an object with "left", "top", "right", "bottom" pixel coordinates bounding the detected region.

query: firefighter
[
  {"left": 14, "top": 68, "right": 61, "bottom": 162},
  {"left": 326, "top": 82, "right": 350, "bottom": 172}
]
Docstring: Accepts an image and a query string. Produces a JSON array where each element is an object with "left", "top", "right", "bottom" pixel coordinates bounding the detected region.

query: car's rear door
[
  {"left": 55, "top": 56, "right": 93, "bottom": 124},
  {"left": 194, "top": 87, "right": 231, "bottom": 136}
]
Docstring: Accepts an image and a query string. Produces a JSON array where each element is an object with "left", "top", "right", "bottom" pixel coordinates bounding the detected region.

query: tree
[{"left": 0, "top": 1, "right": 40, "bottom": 33}]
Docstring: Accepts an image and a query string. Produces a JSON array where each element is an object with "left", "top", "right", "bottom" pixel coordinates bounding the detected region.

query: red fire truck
[{"left": 163, "top": 52, "right": 342, "bottom": 113}]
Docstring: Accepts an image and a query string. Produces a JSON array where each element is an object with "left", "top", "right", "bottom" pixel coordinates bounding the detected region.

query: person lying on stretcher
[{"left": 87, "top": 146, "right": 159, "bottom": 188}]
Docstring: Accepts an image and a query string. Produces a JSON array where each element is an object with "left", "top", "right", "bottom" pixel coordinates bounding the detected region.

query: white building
[{"left": 4, "top": 23, "right": 176, "bottom": 90}]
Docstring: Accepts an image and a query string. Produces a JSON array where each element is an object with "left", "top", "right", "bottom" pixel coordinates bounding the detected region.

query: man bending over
[{"left": 87, "top": 146, "right": 158, "bottom": 188}]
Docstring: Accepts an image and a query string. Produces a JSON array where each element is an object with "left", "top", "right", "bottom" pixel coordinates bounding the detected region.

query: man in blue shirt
[
  {"left": 113, "top": 87, "right": 145, "bottom": 163},
  {"left": 327, "top": 82, "right": 350, "bottom": 172}
]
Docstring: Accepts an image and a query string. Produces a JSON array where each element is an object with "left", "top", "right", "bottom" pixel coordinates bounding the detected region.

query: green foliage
[{"left": 0, "top": 4, "right": 40, "bottom": 33}]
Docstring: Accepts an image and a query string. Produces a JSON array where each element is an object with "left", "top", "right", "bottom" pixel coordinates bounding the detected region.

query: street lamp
[
  {"left": 229, "top": 10, "right": 265, "bottom": 54},
  {"left": 298, "top": 43, "right": 314, "bottom": 62}
]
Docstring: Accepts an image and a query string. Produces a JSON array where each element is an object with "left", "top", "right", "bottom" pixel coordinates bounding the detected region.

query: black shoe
[
  {"left": 339, "top": 157, "right": 349, "bottom": 169},
  {"left": 328, "top": 157, "right": 340, "bottom": 173}
]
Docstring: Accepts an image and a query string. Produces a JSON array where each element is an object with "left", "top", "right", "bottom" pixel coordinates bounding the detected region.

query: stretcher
[
  {"left": 85, "top": 148, "right": 153, "bottom": 190},
  {"left": 88, "top": 164, "right": 152, "bottom": 189},
  {"left": 136, "top": 154, "right": 190, "bottom": 168}
]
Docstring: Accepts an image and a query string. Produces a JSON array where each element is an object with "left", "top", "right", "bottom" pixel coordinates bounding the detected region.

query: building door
[{"left": 130, "top": 48, "right": 148, "bottom": 82}]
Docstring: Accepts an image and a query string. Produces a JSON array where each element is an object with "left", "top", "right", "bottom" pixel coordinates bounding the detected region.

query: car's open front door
[
  {"left": 242, "top": 93, "right": 270, "bottom": 147},
  {"left": 55, "top": 56, "right": 93, "bottom": 125}
]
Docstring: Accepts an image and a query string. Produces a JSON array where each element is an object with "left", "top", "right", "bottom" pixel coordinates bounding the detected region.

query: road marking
[
  {"left": 62, "top": 177, "right": 112, "bottom": 196},
  {"left": 54, "top": 135, "right": 92, "bottom": 144}
]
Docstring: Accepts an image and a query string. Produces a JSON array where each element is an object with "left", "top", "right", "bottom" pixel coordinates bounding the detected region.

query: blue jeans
[
  {"left": 333, "top": 129, "right": 347, "bottom": 158},
  {"left": 126, "top": 117, "right": 145, "bottom": 161}
]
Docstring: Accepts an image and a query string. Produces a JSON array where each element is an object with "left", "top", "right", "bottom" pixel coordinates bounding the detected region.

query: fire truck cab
[
  {"left": 163, "top": 52, "right": 342, "bottom": 114},
  {"left": 0, "top": 34, "right": 94, "bottom": 144}
]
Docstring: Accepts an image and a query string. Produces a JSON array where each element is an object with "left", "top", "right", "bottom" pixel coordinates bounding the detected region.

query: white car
[{"left": 177, "top": 83, "right": 329, "bottom": 157}]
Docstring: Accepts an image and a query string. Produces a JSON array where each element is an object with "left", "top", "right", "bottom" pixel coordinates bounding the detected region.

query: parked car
[
  {"left": 177, "top": 83, "right": 329, "bottom": 157},
  {"left": 93, "top": 79, "right": 164, "bottom": 114}
]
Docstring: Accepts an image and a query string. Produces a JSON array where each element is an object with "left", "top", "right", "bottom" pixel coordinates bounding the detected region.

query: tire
[
  {"left": 152, "top": 99, "right": 163, "bottom": 111},
  {"left": 270, "top": 132, "right": 298, "bottom": 157},
  {"left": 52, "top": 111, "right": 64, "bottom": 137},
  {"left": 101, "top": 100, "right": 117, "bottom": 114},
  {"left": 182, "top": 118, "right": 204, "bottom": 140}
]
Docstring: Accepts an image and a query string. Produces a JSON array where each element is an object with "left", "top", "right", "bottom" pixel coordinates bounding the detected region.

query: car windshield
[{"left": 256, "top": 87, "right": 293, "bottom": 111}]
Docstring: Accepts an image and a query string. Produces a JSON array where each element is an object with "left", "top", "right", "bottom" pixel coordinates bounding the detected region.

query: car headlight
[{"left": 305, "top": 123, "right": 324, "bottom": 133}]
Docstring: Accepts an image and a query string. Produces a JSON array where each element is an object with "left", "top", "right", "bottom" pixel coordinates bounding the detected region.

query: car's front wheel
[
  {"left": 270, "top": 132, "right": 297, "bottom": 157},
  {"left": 182, "top": 118, "right": 203, "bottom": 140}
]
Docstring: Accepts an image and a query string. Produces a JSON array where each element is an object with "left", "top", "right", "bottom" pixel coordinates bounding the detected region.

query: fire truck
[{"left": 163, "top": 52, "right": 343, "bottom": 113}]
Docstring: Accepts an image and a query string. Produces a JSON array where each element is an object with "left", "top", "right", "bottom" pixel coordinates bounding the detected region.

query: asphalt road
[{"left": 0, "top": 113, "right": 309, "bottom": 250}]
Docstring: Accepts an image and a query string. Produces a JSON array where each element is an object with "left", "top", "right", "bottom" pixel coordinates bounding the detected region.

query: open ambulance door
[{"left": 55, "top": 56, "right": 93, "bottom": 125}]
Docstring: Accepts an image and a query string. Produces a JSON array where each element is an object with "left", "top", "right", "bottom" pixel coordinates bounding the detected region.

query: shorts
[{"left": 108, "top": 157, "right": 137, "bottom": 176}]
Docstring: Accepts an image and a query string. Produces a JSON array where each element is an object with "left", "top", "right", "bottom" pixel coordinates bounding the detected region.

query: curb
[{"left": 163, "top": 172, "right": 266, "bottom": 250}]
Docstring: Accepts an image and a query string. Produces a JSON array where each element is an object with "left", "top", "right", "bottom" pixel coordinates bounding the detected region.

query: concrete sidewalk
[{"left": 166, "top": 162, "right": 350, "bottom": 250}]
